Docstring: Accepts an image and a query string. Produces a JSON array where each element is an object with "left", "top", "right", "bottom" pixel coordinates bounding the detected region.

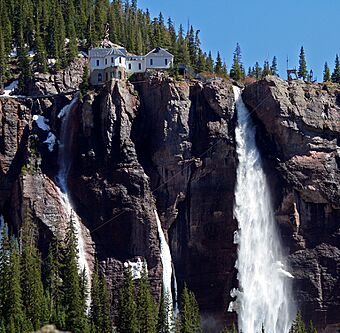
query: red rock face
[{"left": 243, "top": 76, "right": 340, "bottom": 332}]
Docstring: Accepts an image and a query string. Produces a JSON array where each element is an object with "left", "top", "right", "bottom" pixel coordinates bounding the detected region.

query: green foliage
[
  {"left": 80, "top": 65, "right": 90, "bottom": 98},
  {"left": 230, "top": 43, "right": 245, "bottom": 81},
  {"left": 90, "top": 263, "right": 111, "bottom": 333},
  {"left": 331, "top": 54, "right": 340, "bottom": 83},
  {"left": 63, "top": 218, "right": 89, "bottom": 333},
  {"left": 298, "top": 46, "right": 308, "bottom": 81},
  {"left": 262, "top": 60, "right": 272, "bottom": 78},
  {"left": 178, "top": 284, "right": 201, "bottom": 333},
  {"left": 20, "top": 210, "right": 48, "bottom": 330},
  {"left": 117, "top": 268, "right": 138, "bottom": 333},
  {"left": 323, "top": 62, "right": 331, "bottom": 82},
  {"left": 157, "top": 286, "right": 172, "bottom": 333},
  {"left": 137, "top": 264, "right": 157, "bottom": 333},
  {"left": 214, "top": 51, "right": 223, "bottom": 75},
  {"left": 271, "top": 56, "right": 278, "bottom": 76}
]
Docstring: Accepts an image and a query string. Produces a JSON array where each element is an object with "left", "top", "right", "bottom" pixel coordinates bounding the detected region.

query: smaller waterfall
[
  {"left": 57, "top": 94, "right": 91, "bottom": 305},
  {"left": 155, "top": 210, "right": 178, "bottom": 321}
]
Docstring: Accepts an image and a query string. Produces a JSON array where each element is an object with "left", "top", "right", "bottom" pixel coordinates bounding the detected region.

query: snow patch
[
  {"left": 33, "top": 115, "right": 50, "bottom": 131},
  {"left": 1, "top": 80, "right": 18, "bottom": 96},
  {"left": 44, "top": 132, "right": 57, "bottom": 152},
  {"left": 124, "top": 258, "right": 144, "bottom": 280}
]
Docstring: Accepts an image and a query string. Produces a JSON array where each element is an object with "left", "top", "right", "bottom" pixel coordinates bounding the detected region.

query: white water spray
[
  {"left": 155, "top": 210, "right": 178, "bottom": 321},
  {"left": 229, "top": 87, "right": 295, "bottom": 333},
  {"left": 57, "top": 94, "right": 91, "bottom": 305}
]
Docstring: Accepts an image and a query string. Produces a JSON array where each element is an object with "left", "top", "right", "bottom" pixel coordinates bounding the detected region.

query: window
[
  {"left": 111, "top": 57, "right": 114, "bottom": 63},
  {"left": 165, "top": 58, "right": 168, "bottom": 65},
  {"left": 111, "top": 72, "right": 114, "bottom": 78},
  {"left": 138, "top": 63, "right": 142, "bottom": 70},
  {"left": 119, "top": 57, "right": 122, "bottom": 64},
  {"left": 118, "top": 71, "right": 122, "bottom": 79},
  {"left": 150, "top": 58, "right": 153, "bottom": 66},
  {"left": 98, "top": 73, "right": 102, "bottom": 82},
  {"left": 106, "top": 72, "right": 108, "bottom": 81},
  {"left": 96, "top": 59, "right": 100, "bottom": 66},
  {"left": 105, "top": 58, "right": 107, "bottom": 65},
  {"left": 128, "top": 63, "right": 132, "bottom": 70}
]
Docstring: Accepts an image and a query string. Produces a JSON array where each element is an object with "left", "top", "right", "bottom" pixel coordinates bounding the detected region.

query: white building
[{"left": 89, "top": 46, "right": 174, "bottom": 85}]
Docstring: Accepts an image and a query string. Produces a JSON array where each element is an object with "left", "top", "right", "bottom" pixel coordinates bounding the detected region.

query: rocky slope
[{"left": 0, "top": 64, "right": 339, "bottom": 332}]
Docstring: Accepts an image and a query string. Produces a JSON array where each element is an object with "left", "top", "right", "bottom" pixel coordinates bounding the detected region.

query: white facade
[
  {"left": 89, "top": 46, "right": 174, "bottom": 82},
  {"left": 145, "top": 47, "right": 173, "bottom": 69},
  {"left": 126, "top": 56, "right": 146, "bottom": 74}
]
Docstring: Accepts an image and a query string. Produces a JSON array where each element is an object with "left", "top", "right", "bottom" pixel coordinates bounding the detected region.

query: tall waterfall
[
  {"left": 155, "top": 210, "right": 178, "bottom": 321},
  {"left": 57, "top": 94, "right": 91, "bottom": 304},
  {"left": 229, "top": 87, "right": 295, "bottom": 333}
]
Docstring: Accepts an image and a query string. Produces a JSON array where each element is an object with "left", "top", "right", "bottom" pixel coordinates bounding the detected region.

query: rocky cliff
[{"left": 0, "top": 64, "right": 339, "bottom": 332}]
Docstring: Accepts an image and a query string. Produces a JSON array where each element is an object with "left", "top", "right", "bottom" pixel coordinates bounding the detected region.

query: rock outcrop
[{"left": 243, "top": 76, "right": 340, "bottom": 331}]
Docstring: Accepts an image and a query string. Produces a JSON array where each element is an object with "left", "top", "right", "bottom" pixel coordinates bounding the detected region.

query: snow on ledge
[
  {"left": 1, "top": 80, "right": 18, "bottom": 96},
  {"left": 33, "top": 115, "right": 50, "bottom": 131},
  {"left": 44, "top": 132, "right": 57, "bottom": 152},
  {"left": 124, "top": 257, "right": 145, "bottom": 280}
]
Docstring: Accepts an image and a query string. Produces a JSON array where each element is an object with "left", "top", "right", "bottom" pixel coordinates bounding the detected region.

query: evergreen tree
[
  {"left": 262, "top": 60, "right": 272, "bottom": 78},
  {"left": 196, "top": 49, "right": 206, "bottom": 73},
  {"left": 20, "top": 211, "right": 48, "bottom": 330},
  {"left": 307, "top": 320, "right": 318, "bottom": 333},
  {"left": 157, "top": 286, "right": 172, "bottom": 333},
  {"left": 178, "top": 284, "right": 201, "bottom": 333},
  {"left": 271, "top": 56, "right": 278, "bottom": 76},
  {"left": 137, "top": 264, "right": 157, "bottom": 333},
  {"left": 176, "top": 24, "right": 190, "bottom": 67},
  {"left": 331, "top": 54, "right": 340, "bottom": 83},
  {"left": 214, "top": 51, "right": 223, "bottom": 75},
  {"left": 323, "top": 62, "right": 331, "bottom": 82},
  {"left": 206, "top": 51, "right": 214, "bottom": 73},
  {"left": 34, "top": 26, "right": 48, "bottom": 73},
  {"left": 253, "top": 62, "right": 262, "bottom": 80},
  {"left": 0, "top": 29, "right": 7, "bottom": 92},
  {"left": 90, "top": 264, "right": 111, "bottom": 333},
  {"left": 45, "top": 237, "right": 65, "bottom": 329},
  {"left": 298, "top": 46, "right": 308, "bottom": 81},
  {"left": 117, "top": 268, "right": 138, "bottom": 333},
  {"left": 63, "top": 218, "right": 89, "bottom": 333},
  {"left": 230, "top": 43, "right": 244, "bottom": 80},
  {"left": 289, "top": 311, "right": 307, "bottom": 333}
]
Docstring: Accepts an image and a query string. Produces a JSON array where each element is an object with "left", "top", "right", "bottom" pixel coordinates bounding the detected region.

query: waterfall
[
  {"left": 229, "top": 86, "right": 295, "bottom": 333},
  {"left": 155, "top": 210, "right": 178, "bottom": 321},
  {"left": 57, "top": 93, "right": 91, "bottom": 305}
]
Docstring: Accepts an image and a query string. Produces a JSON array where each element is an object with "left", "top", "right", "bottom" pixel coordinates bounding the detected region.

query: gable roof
[
  {"left": 89, "top": 47, "right": 126, "bottom": 58},
  {"left": 145, "top": 47, "right": 173, "bottom": 58}
]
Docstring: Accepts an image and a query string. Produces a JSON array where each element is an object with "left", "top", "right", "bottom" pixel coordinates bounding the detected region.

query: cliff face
[
  {"left": 0, "top": 66, "right": 339, "bottom": 332},
  {"left": 243, "top": 76, "right": 340, "bottom": 330}
]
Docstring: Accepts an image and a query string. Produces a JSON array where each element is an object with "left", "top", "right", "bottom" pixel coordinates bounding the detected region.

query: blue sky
[{"left": 138, "top": 0, "right": 340, "bottom": 80}]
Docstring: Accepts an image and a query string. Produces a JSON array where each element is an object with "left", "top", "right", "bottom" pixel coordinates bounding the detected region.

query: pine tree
[
  {"left": 206, "top": 51, "right": 214, "bottom": 73},
  {"left": 44, "top": 237, "right": 66, "bottom": 329},
  {"left": 0, "top": 28, "right": 7, "bottom": 92},
  {"left": 63, "top": 218, "right": 89, "bottom": 333},
  {"left": 298, "top": 46, "right": 308, "bottom": 81},
  {"left": 289, "top": 311, "right": 306, "bottom": 333},
  {"left": 6, "top": 239, "right": 27, "bottom": 332},
  {"left": 178, "top": 284, "right": 201, "bottom": 333},
  {"left": 271, "top": 56, "right": 278, "bottom": 76},
  {"left": 230, "top": 43, "right": 244, "bottom": 80},
  {"left": 34, "top": 26, "right": 48, "bottom": 73},
  {"left": 254, "top": 62, "right": 262, "bottom": 80},
  {"left": 20, "top": 211, "right": 48, "bottom": 330},
  {"left": 117, "top": 268, "right": 138, "bottom": 333},
  {"left": 307, "top": 320, "right": 317, "bottom": 333},
  {"left": 157, "top": 286, "right": 172, "bottom": 333},
  {"left": 196, "top": 49, "right": 206, "bottom": 73},
  {"left": 323, "top": 62, "right": 331, "bottom": 82},
  {"left": 176, "top": 24, "right": 190, "bottom": 67},
  {"left": 214, "top": 51, "right": 223, "bottom": 75},
  {"left": 331, "top": 54, "right": 340, "bottom": 83},
  {"left": 137, "top": 264, "right": 157, "bottom": 333},
  {"left": 262, "top": 60, "right": 272, "bottom": 78}
]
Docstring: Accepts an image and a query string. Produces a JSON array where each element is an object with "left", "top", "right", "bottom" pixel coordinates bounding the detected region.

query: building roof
[
  {"left": 89, "top": 47, "right": 126, "bottom": 58},
  {"left": 145, "top": 47, "right": 173, "bottom": 58}
]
